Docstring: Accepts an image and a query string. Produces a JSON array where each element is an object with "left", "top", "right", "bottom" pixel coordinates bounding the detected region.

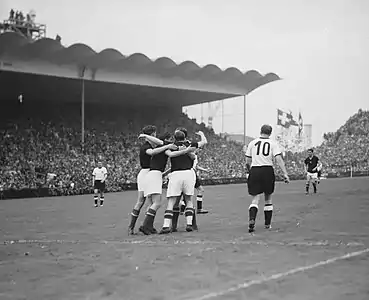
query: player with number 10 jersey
[{"left": 244, "top": 125, "right": 289, "bottom": 233}]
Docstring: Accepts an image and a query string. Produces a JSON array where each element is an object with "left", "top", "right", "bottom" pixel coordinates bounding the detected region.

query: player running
[
  {"left": 245, "top": 125, "right": 289, "bottom": 233},
  {"left": 92, "top": 161, "right": 107, "bottom": 207},
  {"left": 304, "top": 148, "right": 322, "bottom": 194},
  {"left": 160, "top": 130, "right": 207, "bottom": 234},
  {"left": 128, "top": 125, "right": 166, "bottom": 235}
]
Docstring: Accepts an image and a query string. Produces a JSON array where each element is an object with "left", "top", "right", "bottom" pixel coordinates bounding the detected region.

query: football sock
[
  {"left": 94, "top": 195, "right": 98, "bottom": 205},
  {"left": 197, "top": 195, "right": 203, "bottom": 210},
  {"left": 172, "top": 206, "right": 180, "bottom": 230},
  {"left": 163, "top": 210, "right": 173, "bottom": 228},
  {"left": 185, "top": 207, "right": 195, "bottom": 225},
  {"left": 129, "top": 209, "right": 140, "bottom": 229},
  {"left": 100, "top": 196, "right": 104, "bottom": 205},
  {"left": 249, "top": 204, "right": 259, "bottom": 224},
  {"left": 305, "top": 183, "right": 309, "bottom": 193},
  {"left": 313, "top": 183, "right": 317, "bottom": 193},
  {"left": 192, "top": 208, "right": 198, "bottom": 229},
  {"left": 264, "top": 204, "right": 273, "bottom": 226},
  {"left": 143, "top": 208, "right": 156, "bottom": 230},
  {"left": 180, "top": 203, "right": 185, "bottom": 213}
]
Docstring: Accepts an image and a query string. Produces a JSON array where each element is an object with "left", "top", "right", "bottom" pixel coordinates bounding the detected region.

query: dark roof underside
[{"left": 0, "top": 32, "right": 281, "bottom": 107}]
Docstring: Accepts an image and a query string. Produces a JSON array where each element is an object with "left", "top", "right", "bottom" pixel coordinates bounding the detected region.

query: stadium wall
[{"left": 1, "top": 171, "right": 368, "bottom": 200}]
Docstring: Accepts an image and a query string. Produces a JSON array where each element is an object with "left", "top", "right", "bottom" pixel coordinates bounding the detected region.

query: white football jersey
[
  {"left": 245, "top": 137, "right": 281, "bottom": 167},
  {"left": 92, "top": 167, "right": 107, "bottom": 180}
]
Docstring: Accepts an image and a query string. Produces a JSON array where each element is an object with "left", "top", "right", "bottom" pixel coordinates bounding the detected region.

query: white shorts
[
  {"left": 137, "top": 168, "right": 149, "bottom": 192},
  {"left": 144, "top": 170, "right": 163, "bottom": 197},
  {"left": 307, "top": 172, "right": 318, "bottom": 180},
  {"left": 167, "top": 169, "right": 196, "bottom": 198}
]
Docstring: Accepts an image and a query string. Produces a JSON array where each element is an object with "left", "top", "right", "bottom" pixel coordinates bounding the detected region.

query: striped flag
[{"left": 298, "top": 112, "right": 303, "bottom": 137}]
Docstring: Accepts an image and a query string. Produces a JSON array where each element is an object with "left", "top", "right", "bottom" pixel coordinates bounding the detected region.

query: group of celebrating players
[
  {"left": 127, "top": 125, "right": 209, "bottom": 235},
  {"left": 91, "top": 124, "right": 323, "bottom": 235}
]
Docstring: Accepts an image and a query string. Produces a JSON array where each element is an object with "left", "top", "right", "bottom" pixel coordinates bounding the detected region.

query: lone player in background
[
  {"left": 245, "top": 125, "right": 289, "bottom": 233},
  {"left": 304, "top": 148, "right": 322, "bottom": 194},
  {"left": 92, "top": 161, "right": 107, "bottom": 207}
]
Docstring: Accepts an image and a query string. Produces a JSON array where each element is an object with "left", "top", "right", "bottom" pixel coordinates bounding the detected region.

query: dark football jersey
[
  {"left": 304, "top": 155, "right": 319, "bottom": 173},
  {"left": 139, "top": 142, "right": 152, "bottom": 169},
  {"left": 170, "top": 141, "right": 199, "bottom": 171},
  {"left": 149, "top": 141, "right": 170, "bottom": 172}
]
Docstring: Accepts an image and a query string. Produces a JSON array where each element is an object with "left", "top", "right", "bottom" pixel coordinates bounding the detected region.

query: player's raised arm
[
  {"left": 146, "top": 144, "right": 177, "bottom": 156},
  {"left": 138, "top": 134, "right": 164, "bottom": 146},
  {"left": 195, "top": 131, "right": 207, "bottom": 148}
]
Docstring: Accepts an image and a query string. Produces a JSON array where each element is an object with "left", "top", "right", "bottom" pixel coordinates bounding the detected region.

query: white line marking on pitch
[{"left": 187, "top": 248, "right": 369, "bottom": 300}]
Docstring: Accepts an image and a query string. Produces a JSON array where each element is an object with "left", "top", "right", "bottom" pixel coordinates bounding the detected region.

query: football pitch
[{"left": 1, "top": 178, "right": 369, "bottom": 300}]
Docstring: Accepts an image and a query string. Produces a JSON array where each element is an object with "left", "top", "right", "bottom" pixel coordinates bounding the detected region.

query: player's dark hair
[
  {"left": 307, "top": 148, "right": 314, "bottom": 152},
  {"left": 142, "top": 125, "right": 157, "bottom": 135},
  {"left": 260, "top": 124, "right": 272, "bottom": 136},
  {"left": 158, "top": 132, "right": 172, "bottom": 141},
  {"left": 175, "top": 127, "right": 188, "bottom": 138},
  {"left": 174, "top": 130, "right": 186, "bottom": 141}
]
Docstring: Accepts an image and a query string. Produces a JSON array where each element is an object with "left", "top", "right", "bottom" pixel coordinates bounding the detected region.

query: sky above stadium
[{"left": 1, "top": 0, "right": 369, "bottom": 145}]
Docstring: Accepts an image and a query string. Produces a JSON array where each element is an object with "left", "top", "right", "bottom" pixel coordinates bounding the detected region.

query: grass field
[{"left": 1, "top": 177, "right": 369, "bottom": 300}]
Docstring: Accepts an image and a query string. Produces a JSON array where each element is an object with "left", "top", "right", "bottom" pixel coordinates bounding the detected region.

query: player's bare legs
[
  {"left": 93, "top": 188, "right": 99, "bottom": 207},
  {"left": 183, "top": 194, "right": 195, "bottom": 232},
  {"left": 160, "top": 196, "right": 177, "bottom": 234},
  {"left": 140, "top": 193, "right": 162, "bottom": 235},
  {"left": 312, "top": 177, "right": 318, "bottom": 193},
  {"left": 248, "top": 195, "right": 260, "bottom": 233},
  {"left": 128, "top": 191, "right": 146, "bottom": 234},
  {"left": 264, "top": 194, "right": 273, "bottom": 229},
  {"left": 196, "top": 185, "right": 208, "bottom": 214}
]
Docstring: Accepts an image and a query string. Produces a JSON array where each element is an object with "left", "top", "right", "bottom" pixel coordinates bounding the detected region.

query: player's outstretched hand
[{"left": 283, "top": 174, "right": 290, "bottom": 183}]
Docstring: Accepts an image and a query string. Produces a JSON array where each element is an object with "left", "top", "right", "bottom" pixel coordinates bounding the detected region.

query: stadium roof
[{"left": 0, "top": 32, "right": 281, "bottom": 107}]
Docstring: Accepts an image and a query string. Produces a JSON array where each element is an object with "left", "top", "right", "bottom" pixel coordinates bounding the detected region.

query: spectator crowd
[{"left": 0, "top": 101, "right": 368, "bottom": 196}]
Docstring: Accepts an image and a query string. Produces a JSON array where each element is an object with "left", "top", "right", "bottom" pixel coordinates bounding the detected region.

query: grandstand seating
[{"left": 0, "top": 102, "right": 368, "bottom": 196}]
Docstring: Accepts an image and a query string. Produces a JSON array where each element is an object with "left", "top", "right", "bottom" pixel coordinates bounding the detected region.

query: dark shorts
[
  {"left": 317, "top": 170, "right": 322, "bottom": 177},
  {"left": 194, "top": 174, "right": 201, "bottom": 188},
  {"left": 247, "top": 166, "right": 275, "bottom": 196},
  {"left": 94, "top": 180, "right": 105, "bottom": 192}
]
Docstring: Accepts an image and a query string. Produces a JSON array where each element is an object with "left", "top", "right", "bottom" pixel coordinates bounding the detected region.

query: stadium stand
[
  {"left": 275, "top": 109, "right": 369, "bottom": 179},
  {"left": 0, "top": 99, "right": 368, "bottom": 199}
]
